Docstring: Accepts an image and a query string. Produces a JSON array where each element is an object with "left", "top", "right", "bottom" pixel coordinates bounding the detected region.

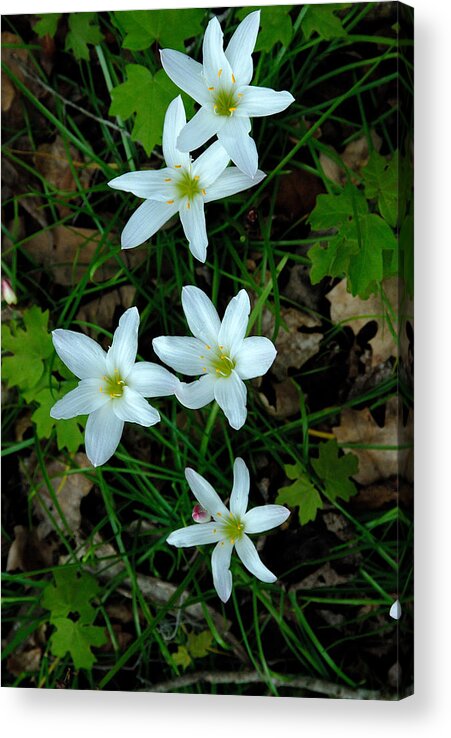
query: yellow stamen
[
  {"left": 229, "top": 107, "right": 237, "bottom": 112},
  {"left": 231, "top": 73, "right": 236, "bottom": 83},
  {"left": 166, "top": 199, "right": 174, "bottom": 204},
  {"left": 202, "top": 366, "right": 207, "bottom": 371},
  {"left": 164, "top": 177, "right": 172, "bottom": 182},
  {"left": 193, "top": 175, "right": 200, "bottom": 180},
  {"left": 205, "top": 345, "right": 211, "bottom": 350},
  {"left": 208, "top": 86, "right": 215, "bottom": 90},
  {"left": 218, "top": 68, "right": 222, "bottom": 77},
  {"left": 187, "top": 201, "right": 190, "bottom": 209},
  {"left": 201, "top": 188, "right": 206, "bottom": 196},
  {"left": 217, "top": 512, "right": 222, "bottom": 517},
  {"left": 238, "top": 93, "right": 243, "bottom": 98},
  {"left": 174, "top": 164, "right": 182, "bottom": 169},
  {"left": 99, "top": 387, "right": 103, "bottom": 392}
]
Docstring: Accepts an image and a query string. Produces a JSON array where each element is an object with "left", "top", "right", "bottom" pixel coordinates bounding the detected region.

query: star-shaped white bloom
[
  {"left": 167, "top": 459, "right": 290, "bottom": 603},
  {"left": 152, "top": 286, "right": 277, "bottom": 430},
  {"left": 50, "top": 307, "right": 178, "bottom": 467},
  {"left": 160, "top": 11, "right": 294, "bottom": 179},
  {"left": 108, "top": 96, "right": 265, "bottom": 263}
]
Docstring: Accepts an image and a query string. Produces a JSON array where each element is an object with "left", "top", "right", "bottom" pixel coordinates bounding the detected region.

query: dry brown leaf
[
  {"left": 76, "top": 285, "right": 136, "bottom": 332},
  {"left": 1, "top": 33, "right": 28, "bottom": 113},
  {"left": 33, "top": 136, "right": 92, "bottom": 217},
  {"left": 327, "top": 277, "right": 398, "bottom": 365},
  {"left": 6, "top": 525, "right": 57, "bottom": 572},
  {"left": 258, "top": 378, "right": 300, "bottom": 418},
  {"left": 291, "top": 562, "right": 349, "bottom": 591},
  {"left": 261, "top": 306, "right": 322, "bottom": 381},
  {"left": 352, "top": 479, "right": 413, "bottom": 509},
  {"left": 7, "top": 647, "right": 42, "bottom": 676},
  {"left": 319, "top": 131, "right": 382, "bottom": 185},
  {"left": 333, "top": 397, "right": 413, "bottom": 485}
]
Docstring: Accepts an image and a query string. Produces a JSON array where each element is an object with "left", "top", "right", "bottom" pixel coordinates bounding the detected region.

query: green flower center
[
  {"left": 221, "top": 513, "right": 245, "bottom": 544},
  {"left": 211, "top": 352, "right": 235, "bottom": 378},
  {"left": 213, "top": 87, "right": 239, "bottom": 117},
  {"left": 175, "top": 169, "right": 202, "bottom": 201},
  {"left": 102, "top": 369, "right": 125, "bottom": 399}
]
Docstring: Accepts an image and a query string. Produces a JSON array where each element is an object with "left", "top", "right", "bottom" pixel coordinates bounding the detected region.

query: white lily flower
[
  {"left": 50, "top": 307, "right": 178, "bottom": 467},
  {"left": 152, "top": 286, "right": 276, "bottom": 430},
  {"left": 108, "top": 96, "right": 265, "bottom": 263},
  {"left": 167, "top": 459, "right": 290, "bottom": 602},
  {"left": 160, "top": 11, "right": 294, "bottom": 178}
]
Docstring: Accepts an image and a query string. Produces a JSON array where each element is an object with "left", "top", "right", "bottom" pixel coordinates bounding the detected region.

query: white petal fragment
[
  {"left": 389, "top": 599, "right": 402, "bottom": 620},
  {"left": 225, "top": 10, "right": 260, "bottom": 86},
  {"left": 108, "top": 168, "right": 173, "bottom": 199},
  {"left": 52, "top": 329, "right": 106, "bottom": 380},
  {"left": 152, "top": 336, "right": 207, "bottom": 376},
  {"left": 192, "top": 140, "right": 230, "bottom": 188},
  {"left": 211, "top": 540, "right": 234, "bottom": 603},
  {"left": 185, "top": 468, "right": 229, "bottom": 519},
  {"left": 181, "top": 285, "right": 221, "bottom": 344},
  {"left": 218, "top": 116, "right": 258, "bottom": 178},
  {"left": 121, "top": 199, "right": 179, "bottom": 250},
  {"left": 179, "top": 196, "right": 208, "bottom": 263},
  {"left": 176, "top": 107, "right": 223, "bottom": 153},
  {"left": 214, "top": 371, "right": 247, "bottom": 430},
  {"left": 234, "top": 336, "right": 277, "bottom": 380},
  {"left": 202, "top": 16, "right": 233, "bottom": 85},
  {"left": 126, "top": 362, "right": 179, "bottom": 397},
  {"left": 230, "top": 458, "right": 250, "bottom": 518},
  {"left": 106, "top": 307, "right": 139, "bottom": 379},
  {"left": 244, "top": 505, "right": 290, "bottom": 534},
  {"left": 167, "top": 521, "right": 223, "bottom": 548},
  {"left": 160, "top": 50, "right": 209, "bottom": 108},
  {"left": 175, "top": 374, "right": 216, "bottom": 409},
  {"left": 235, "top": 534, "right": 277, "bottom": 583},
  {"left": 50, "top": 378, "right": 109, "bottom": 419},
  {"left": 112, "top": 386, "right": 160, "bottom": 427},
  {"left": 162, "top": 95, "right": 191, "bottom": 169},
  {"left": 218, "top": 289, "right": 250, "bottom": 357},
  {"left": 204, "top": 167, "right": 265, "bottom": 203},
  {"left": 238, "top": 86, "right": 295, "bottom": 117},
  {"left": 84, "top": 403, "right": 124, "bottom": 467}
]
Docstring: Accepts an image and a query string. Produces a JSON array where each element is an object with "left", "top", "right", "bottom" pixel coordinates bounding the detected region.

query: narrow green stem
[{"left": 199, "top": 401, "right": 220, "bottom": 459}]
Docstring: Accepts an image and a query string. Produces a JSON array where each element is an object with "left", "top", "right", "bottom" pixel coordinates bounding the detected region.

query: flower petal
[
  {"left": 50, "top": 378, "right": 109, "bottom": 419},
  {"left": 218, "top": 116, "right": 258, "bottom": 179},
  {"left": 211, "top": 540, "right": 234, "bottom": 602},
  {"left": 230, "top": 458, "right": 250, "bottom": 518},
  {"left": 225, "top": 10, "right": 260, "bottom": 86},
  {"left": 121, "top": 199, "right": 179, "bottom": 250},
  {"left": 192, "top": 140, "right": 230, "bottom": 188},
  {"left": 126, "top": 362, "right": 179, "bottom": 397},
  {"left": 85, "top": 403, "right": 124, "bottom": 467},
  {"left": 214, "top": 370, "right": 247, "bottom": 430},
  {"left": 176, "top": 107, "right": 224, "bottom": 153},
  {"left": 238, "top": 86, "right": 295, "bottom": 117},
  {"left": 181, "top": 285, "right": 221, "bottom": 344},
  {"left": 167, "top": 521, "right": 223, "bottom": 548},
  {"left": 202, "top": 16, "right": 233, "bottom": 87},
  {"left": 175, "top": 374, "right": 216, "bottom": 409},
  {"left": 152, "top": 336, "right": 207, "bottom": 376},
  {"left": 179, "top": 196, "right": 208, "bottom": 263},
  {"left": 235, "top": 534, "right": 277, "bottom": 583},
  {"left": 234, "top": 336, "right": 276, "bottom": 380},
  {"left": 52, "top": 329, "right": 106, "bottom": 380},
  {"left": 105, "top": 307, "right": 139, "bottom": 379},
  {"left": 204, "top": 168, "right": 265, "bottom": 203},
  {"left": 185, "top": 468, "right": 230, "bottom": 519},
  {"left": 244, "top": 505, "right": 290, "bottom": 534},
  {"left": 112, "top": 386, "right": 160, "bottom": 427},
  {"left": 218, "top": 290, "right": 250, "bottom": 357},
  {"left": 162, "top": 95, "right": 191, "bottom": 168},
  {"left": 160, "top": 50, "right": 209, "bottom": 107},
  {"left": 108, "top": 168, "right": 173, "bottom": 200}
]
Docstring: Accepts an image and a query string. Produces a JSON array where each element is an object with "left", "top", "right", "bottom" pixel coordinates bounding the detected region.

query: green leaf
[
  {"left": 362, "top": 151, "right": 399, "bottom": 227},
  {"left": 347, "top": 213, "right": 397, "bottom": 297},
  {"left": 42, "top": 569, "right": 100, "bottom": 623},
  {"left": 237, "top": 7, "right": 293, "bottom": 51},
  {"left": 65, "top": 12, "right": 103, "bottom": 61},
  {"left": 114, "top": 9, "right": 205, "bottom": 51},
  {"left": 56, "top": 419, "right": 84, "bottom": 454},
  {"left": 302, "top": 3, "right": 351, "bottom": 40},
  {"left": 33, "top": 13, "right": 62, "bottom": 38},
  {"left": 187, "top": 630, "right": 213, "bottom": 658},
  {"left": 173, "top": 645, "right": 192, "bottom": 669},
  {"left": 308, "top": 183, "right": 368, "bottom": 231},
  {"left": 30, "top": 382, "right": 83, "bottom": 453},
  {"left": 311, "top": 440, "right": 358, "bottom": 502},
  {"left": 276, "top": 464, "right": 323, "bottom": 525},
  {"left": 308, "top": 231, "right": 358, "bottom": 285},
  {"left": 2, "top": 307, "right": 53, "bottom": 392},
  {"left": 49, "top": 618, "right": 107, "bottom": 670},
  {"left": 109, "top": 64, "right": 194, "bottom": 155}
]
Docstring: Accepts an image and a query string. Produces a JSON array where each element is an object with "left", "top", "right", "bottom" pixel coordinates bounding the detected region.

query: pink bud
[
  {"left": 1, "top": 278, "right": 17, "bottom": 305},
  {"left": 192, "top": 504, "right": 211, "bottom": 524}
]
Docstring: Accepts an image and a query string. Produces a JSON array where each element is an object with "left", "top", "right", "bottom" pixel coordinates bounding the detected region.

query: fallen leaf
[
  {"left": 319, "top": 131, "right": 383, "bottom": 186},
  {"left": 6, "top": 525, "right": 57, "bottom": 572},
  {"left": 7, "top": 647, "right": 42, "bottom": 676},
  {"left": 327, "top": 277, "right": 398, "bottom": 365},
  {"left": 333, "top": 397, "right": 413, "bottom": 485},
  {"left": 1, "top": 32, "right": 28, "bottom": 112},
  {"left": 291, "top": 562, "right": 349, "bottom": 590},
  {"left": 33, "top": 136, "right": 92, "bottom": 217},
  {"left": 275, "top": 169, "right": 324, "bottom": 221},
  {"left": 76, "top": 285, "right": 136, "bottom": 332},
  {"left": 261, "top": 306, "right": 322, "bottom": 381},
  {"left": 351, "top": 479, "right": 413, "bottom": 509},
  {"left": 258, "top": 377, "right": 300, "bottom": 418}
]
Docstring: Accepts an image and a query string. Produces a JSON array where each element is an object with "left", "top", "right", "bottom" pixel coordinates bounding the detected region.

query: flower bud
[
  {"left": 192, "top": 504, "right": 211, "bottom": 524},
  {"left": 1, "top": 278, "right": 17, "bottom": 305}
]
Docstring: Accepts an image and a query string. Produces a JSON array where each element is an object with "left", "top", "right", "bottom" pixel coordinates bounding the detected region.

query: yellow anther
[
  {"left": 229, "top": 107, "right": 237, "bottom": 112},
  {"left": 219, "top": 345, "right": 224, "bottom": 350},
  {"left": 202, "top": 367, "right": 207, "bottom": 371},
  {"left": 187, "top": 201, "right": 191, "bottom": 209},
  {"left": 174, "top": 164, "right": 182, "bottom": 168},
  {"left": 167, "top": 199, "right": 174, "bottom": 204},
  {"left": 208, "top": 86, "right": 215, "bottom": 90},
  {"left": 214, "top": 104, "right": 218, "bottom": 111},
  {"left": 213, "top": 528, "right": 217, "bottom": 533},
  {"left": 201, "top": 188, "right": 206, "bottom": 196},
  {"left": 193, "top": 175, "right": 200, "bottom": 180},
  {"left": 217, "top": 512, "right": 222, "bottom": 516},
  {"left": 237, "top": 93, "right": 243, "bottom": 98},
  {"left": 164, "top": 177, "right": 172, "bottom": 182},
  {"left": 99, "top": 387, "right": 103, "bottom": 392},
  {"left": 231, "top": 73, "right": 236, "bottom": 83},
  {"left": 206, "top": 345, "right": 211, "bottom": 350},
  {"left": 230, "top": 538, "right": 235, "bottom": 544},
  {"left": 218, "top": 68, "right": 222, "bottom": 77}
]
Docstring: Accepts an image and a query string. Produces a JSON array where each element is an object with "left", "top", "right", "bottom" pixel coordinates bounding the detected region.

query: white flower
[
  {"left": 152, "top": 286, "right": 276, "bottom": 430},
  {"left": 167, "top": 458, "right": 290, "bottom": 602},
  {"left": 108, "top": 96, "right": 265, "bottom": 263},
  {"left": 160, "top": 11, "right": 294, "bottom": 179},
  {"left": 50, "top": 307, "right": 178, "bottom": 467},
  {"left": 389, "top": 599, "right": 402, "bottom": 620}
]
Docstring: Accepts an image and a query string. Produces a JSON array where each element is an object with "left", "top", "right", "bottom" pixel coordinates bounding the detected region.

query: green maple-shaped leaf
[
  {"left": 363, "top": 150, "right": 399, "bottom": 227},
  {"left": 187, "top": 630, "right": 213, "bottom": 659},
  {"left": 2, "top": 307, "right": 53, "bottom": 392},
  {"left": 173, "top": 645, "right": 192, "bottom": 669},
  {"left": 114, "top": 9, "right": 205, "bottom": 51},
  {"left": 109, "top": 65, "right": 194, "bottom": 155},
  {"left": 276, "top": 462, "right": 323, "bottom": 525},
  {"left": 65, "top": 12, "right": 103, "bottom": 61},
  {"left": 50, "top": 618, "right": 107, "bottom": 670},
  {"left": 346, "top": 213, "right": 396, "bottom": 297},
  {"left": 311, "top": 440, "right": 358, "bottom": 502},
  {"left": 33, "top": 13, "right": 62, "bottom": 38},
  {"left": 42, "top": 569, "right": 100, "bottom": 623},
  {"left": 309, "top": 183, "right": 368, "bottom": 231},
  {"left": 30, "top": 381, "right": 83, "bottom": 452},
  {"left": 302, "top": 3, "right": 351, "bottom": 40},
  {"left": 237, "top": 7, "right": 293, "bottom": 51}
]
